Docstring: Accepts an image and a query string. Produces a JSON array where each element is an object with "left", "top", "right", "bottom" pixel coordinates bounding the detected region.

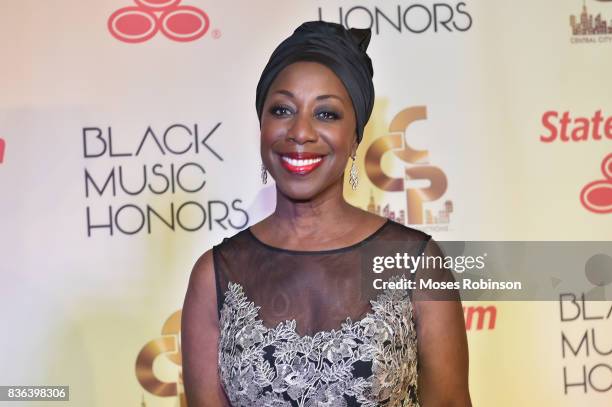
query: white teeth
[{"left": 281, "top": 156, "right": 323, "bottom": 166}]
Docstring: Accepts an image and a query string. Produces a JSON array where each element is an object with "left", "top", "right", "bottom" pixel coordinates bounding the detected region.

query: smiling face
[{"left": 260, "top": 61, "right": 358, "bottom": 200}]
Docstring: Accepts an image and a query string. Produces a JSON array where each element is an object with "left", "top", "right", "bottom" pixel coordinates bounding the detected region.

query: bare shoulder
[
  {"left": 189, "top": 249, "right": 215, "bottom": 290},
  {"left": 183, "top": 248, "right": 218, "bottom": 327},
  {"left": 192, "top": 248, "right": 214, "bottom": 278},
  {"left": 182, "top": 248, "right": 232, "bottom": 406}
]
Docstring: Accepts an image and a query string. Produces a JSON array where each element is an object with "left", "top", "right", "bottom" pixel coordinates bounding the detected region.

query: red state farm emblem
[
  {"left": 108, "top": 0, "right": 210, "bottom": 43},
  {"left": 580, "top": 153, "right": 612, "bottom": 214}
]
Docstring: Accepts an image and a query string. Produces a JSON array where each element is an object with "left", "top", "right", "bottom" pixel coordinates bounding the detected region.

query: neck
[{"left": 269, "top": 179, "right": 357, "bottom": 238}]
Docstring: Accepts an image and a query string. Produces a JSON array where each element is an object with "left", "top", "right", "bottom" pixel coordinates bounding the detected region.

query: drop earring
[
  {"left": 261, "top": 163, "right": 268, "bottom": 184},
  {"left": 349, "top": 155, "right": 358, "bottom": 191}
]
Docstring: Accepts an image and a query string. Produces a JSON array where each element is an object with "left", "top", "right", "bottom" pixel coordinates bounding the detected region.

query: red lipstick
[{"left": 279, "top": 152, "right": 325, "bottom": 175}]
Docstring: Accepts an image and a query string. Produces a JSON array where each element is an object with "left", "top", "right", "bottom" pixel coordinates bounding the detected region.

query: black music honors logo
[{"left": 82, "top": 123, "right": 249, "bottom": 237}]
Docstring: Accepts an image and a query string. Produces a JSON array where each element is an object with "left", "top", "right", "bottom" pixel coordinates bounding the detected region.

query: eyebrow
[{"left": 273, "top": 89, "right": 344, "bottom": 102}]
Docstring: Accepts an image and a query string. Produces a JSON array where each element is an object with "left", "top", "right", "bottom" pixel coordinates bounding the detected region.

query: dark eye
[
  {"left": 269, "top": 105, "right": 294, "bottom": 117},
  {"left": 316, "top": 110, "right": 340, "bottom": 121}
]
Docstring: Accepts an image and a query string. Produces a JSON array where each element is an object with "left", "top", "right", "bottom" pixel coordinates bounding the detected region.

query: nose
[{"left": 287, "top": 110, "right": 317, "bottom": 144}]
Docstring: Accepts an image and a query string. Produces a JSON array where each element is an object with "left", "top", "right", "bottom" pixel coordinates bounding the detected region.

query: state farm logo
[
  {"left": 108, "top": 0, "right": 213, "bottom": 43},
  {"left": 538, "top": 110, "right": 612, "bottom": 214},
  {"left": 580, "top": 153, "right": 612, "bottom": 214}
]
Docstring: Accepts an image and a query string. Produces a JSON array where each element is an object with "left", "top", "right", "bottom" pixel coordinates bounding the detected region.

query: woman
[{"left": 182, "top": 21, "right": 471, "bottom": 407}]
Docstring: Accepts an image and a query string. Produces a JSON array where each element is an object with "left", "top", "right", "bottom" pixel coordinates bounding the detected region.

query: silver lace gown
[{"left": 212, "top": 219, "right": 431, "bottom": 406}]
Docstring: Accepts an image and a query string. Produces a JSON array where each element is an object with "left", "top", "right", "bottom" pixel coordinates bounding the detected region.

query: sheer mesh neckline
[
  {"left": 245, "top": 218, "right": 391, "bottom": 255},
  {"left": 225, "top": 279, "right": 387, "bottom": 339}
]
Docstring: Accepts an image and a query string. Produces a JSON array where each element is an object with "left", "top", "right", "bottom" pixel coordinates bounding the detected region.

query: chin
[{"left": 276, "top": 181, "right": 326, "bottom": 202}]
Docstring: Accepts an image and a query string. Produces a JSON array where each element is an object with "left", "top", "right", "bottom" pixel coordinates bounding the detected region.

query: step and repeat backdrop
[{"left": 1, "top": 0, "right": 611, "bottom": 406}]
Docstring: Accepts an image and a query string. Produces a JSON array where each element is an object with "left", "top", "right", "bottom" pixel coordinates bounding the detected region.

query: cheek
[
  {"left": 329, "top": 114, "right": 357, "bottom": 146},
  {"left": 324, "top": 123, "right": 356, "bottom": 153},
  {"left": 260, "top": 117, "right": 285, "bottom": 143},
  {"left": 259, "top": 133, "right": 276, "bottom": 157}
]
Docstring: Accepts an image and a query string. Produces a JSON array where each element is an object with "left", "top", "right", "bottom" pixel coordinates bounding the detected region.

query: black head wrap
[{"left": 255, "top": 21, "right": 374, "bottom": 144}]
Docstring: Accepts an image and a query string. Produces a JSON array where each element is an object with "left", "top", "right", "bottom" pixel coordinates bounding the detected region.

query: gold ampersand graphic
[
  {"left": 365, "top": 105, "right": 450, "bottom": 225},
  {"left": 135, "top": 310, "right": 186, "bottom": 407}
]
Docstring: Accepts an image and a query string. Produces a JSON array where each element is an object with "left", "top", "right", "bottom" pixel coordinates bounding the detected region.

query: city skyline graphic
[
  {"left": 365, "top": 189, "right": 454, "bottom": 226},
  {"left": 570, "top": 0, "right": 612, "bottom": 35}
]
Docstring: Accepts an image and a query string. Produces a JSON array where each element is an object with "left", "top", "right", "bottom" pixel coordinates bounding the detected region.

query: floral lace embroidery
[{"left": 217, "top": 276, "right": 419, "bottom": 407}]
